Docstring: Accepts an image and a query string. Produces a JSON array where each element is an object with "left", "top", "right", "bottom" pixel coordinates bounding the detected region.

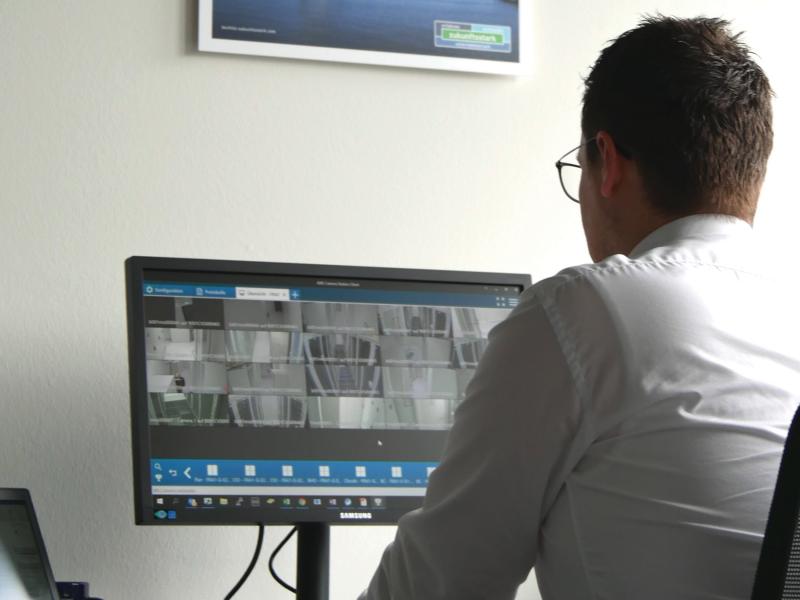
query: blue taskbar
[{"left": 149, "top": 458, "right": 436, "bottom": 522}]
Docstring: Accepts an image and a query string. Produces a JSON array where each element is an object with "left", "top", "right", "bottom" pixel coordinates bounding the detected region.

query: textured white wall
[{"left": 1, "top": 2, "right": 798, "bottom": 599}]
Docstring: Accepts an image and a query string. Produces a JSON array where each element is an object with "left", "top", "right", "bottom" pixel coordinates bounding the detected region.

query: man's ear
[{"left": 595, "top": 131, "right": 625, "bottom": 198}]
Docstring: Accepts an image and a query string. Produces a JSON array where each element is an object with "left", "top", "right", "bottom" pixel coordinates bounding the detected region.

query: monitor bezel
[
  {"left": 0, "top": 487, "right": 61, "bottom": 599},
  {"left": 126, "top": 255, "right": 531, "bottom": 526}
]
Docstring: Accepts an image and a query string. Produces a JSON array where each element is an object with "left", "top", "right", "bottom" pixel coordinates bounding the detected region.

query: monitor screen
[{"left": 126, "top": 257, "right": 529, "bottom": 525}]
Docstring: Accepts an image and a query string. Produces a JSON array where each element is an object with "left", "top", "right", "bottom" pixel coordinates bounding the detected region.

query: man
[{"left": 361, "top": 16, "right": 800, "bottom": 600}]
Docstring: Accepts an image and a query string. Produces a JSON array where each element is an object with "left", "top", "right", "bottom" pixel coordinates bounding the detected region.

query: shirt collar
[{"left": 629, "top": 214, "right": 753, "bottom": 258}]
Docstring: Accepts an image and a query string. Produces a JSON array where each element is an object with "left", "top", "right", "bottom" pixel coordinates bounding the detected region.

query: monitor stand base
[{"left": 296, "top": 522, "right": 330, "bottom": 600}]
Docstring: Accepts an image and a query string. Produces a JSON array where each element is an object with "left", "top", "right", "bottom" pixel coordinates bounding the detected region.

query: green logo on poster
[
  {"left": 442, "top": 29, "right": 504, "bottom": 44},
  {"left": 434, "top": 21, "right": 512, "bottom": 54}
]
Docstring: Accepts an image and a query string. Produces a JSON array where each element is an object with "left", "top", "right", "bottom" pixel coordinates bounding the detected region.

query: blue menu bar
[
  {"left": 143, "top": 281, "right": 517, "bottom": 309},
  {"left": 150, "top": 459, "right": 437, "bottom": 488},
  {"left": 143, "top": 283, "right": 236, "bottom": 298}
]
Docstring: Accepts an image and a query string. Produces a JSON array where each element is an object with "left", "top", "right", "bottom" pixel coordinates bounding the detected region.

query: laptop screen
[{"left": 0, "top": 491, "right": 57, "bottom": 600}]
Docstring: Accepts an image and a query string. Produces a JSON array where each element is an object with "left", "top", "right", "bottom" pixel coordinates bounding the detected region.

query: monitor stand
[{"left": 296, "top": 523, "right": 330, "bottom": 600}]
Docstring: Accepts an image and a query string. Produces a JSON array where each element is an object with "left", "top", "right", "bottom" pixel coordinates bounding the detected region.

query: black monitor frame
[
  {"left": 0, "top": 488, "right": 60, "bottom": 600},
  {"left": 126, "top": 255, "right": 531, "bottom": 527}
]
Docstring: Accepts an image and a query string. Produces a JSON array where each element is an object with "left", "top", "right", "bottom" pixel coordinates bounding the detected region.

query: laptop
[{"left": 0, "top": 488, "right": 59, "bottom": 599}]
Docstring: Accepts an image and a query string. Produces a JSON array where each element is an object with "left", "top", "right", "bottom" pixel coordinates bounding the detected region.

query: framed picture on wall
[{"left": 198, "top": 0, "right": 529, "bottom": 76}]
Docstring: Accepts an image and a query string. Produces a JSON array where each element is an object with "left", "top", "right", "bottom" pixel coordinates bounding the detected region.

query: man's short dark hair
[{"left": 582, "top": 16, "right": 773, "bottom": 220}]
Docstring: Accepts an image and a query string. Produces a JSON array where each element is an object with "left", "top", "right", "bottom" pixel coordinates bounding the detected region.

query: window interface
[{"left": 139, "top": 269, "right": 521, "bottom": 523}]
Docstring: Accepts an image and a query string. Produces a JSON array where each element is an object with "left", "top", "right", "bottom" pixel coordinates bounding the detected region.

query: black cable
[
  {"left": 224, "top": 524, "right": 265, "bottom": 600},
  {"left": 269, "top": 526, "right": 298, "bottom": 594}
]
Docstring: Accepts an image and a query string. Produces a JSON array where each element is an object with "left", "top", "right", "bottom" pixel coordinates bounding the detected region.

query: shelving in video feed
[{"left": 144, "top": 295, "right": 512, "bottom": 430}]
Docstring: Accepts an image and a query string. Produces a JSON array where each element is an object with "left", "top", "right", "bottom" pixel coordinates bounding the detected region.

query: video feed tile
[
  {"left": 145, "top": 296, "right": 223, "bottom": 329},
  {"left": 307, "top": 397, "right": 387, "bottom": 429},
  {"left": 144, "top": 296, "right": 181, "bottom": 328},
  {"left": 177, "top": 298, "right": 225, "bottom": 329},
  {"left": 225, "top": 331, "right": 303, "bottom": 364},
  {"left": 302, "top": 303, "right": 379, "bottom": 335},
  {"left": 452, "top": 307, "right": 510, "bottom": 339},
  {"left": 228, "top": 395, "right": 307, "bottom": 428},
  {"left": 452, "top": 338, "right": 489, "bottom": 368},
  {"left": 224, "top": 300, "right": 302, "bottom": 332},
  {"left": 147, "top": 360, "right": 228, "bottom": 394},
  {"left": 227, "top": 363, "right": 307, "bottom": 395},
  {"left": 382, "top": 367, "right": 458, "bottom": 400},
  {"left": 385, "top": 398, "right": 454, "bottom": 430},
  {"left": 378, "top": 306, "right": 453, "bottom": 338},
  {"left": 303, "top": 334, "right": 380, "bottom": 366},
  {"left": 148, "top": 393, "right": 229, "bottom": 426},
  {"left": 146, "top": 328, "right": 226, "bottom": 362},
  {"left": 380, "top": 336, "right": 453, "bottom": 367},
  {"left": 306, "top": 364, "right": 383, "bottom": 397}
]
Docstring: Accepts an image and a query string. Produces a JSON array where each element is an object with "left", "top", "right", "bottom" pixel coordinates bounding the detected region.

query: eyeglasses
[{"left": 555, "top": 138, "right": 595, "bottom": 204}]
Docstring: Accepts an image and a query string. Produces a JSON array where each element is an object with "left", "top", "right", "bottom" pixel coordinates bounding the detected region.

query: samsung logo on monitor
[{"left": 340, "top": 512, "right": 372, "bottom": 520}]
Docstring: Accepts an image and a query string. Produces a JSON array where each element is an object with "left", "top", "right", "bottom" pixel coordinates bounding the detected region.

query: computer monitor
[
  {"left": 126, "top": 256, "right": 530, "bottom": 526},
  {"left": 0, "top": 488, "right": 60, "bottom": 600}
]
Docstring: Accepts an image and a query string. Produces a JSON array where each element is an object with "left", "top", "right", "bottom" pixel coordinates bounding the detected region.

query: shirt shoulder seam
[{"left": 538, "top": 257, "right": 765, "bottom": 294}]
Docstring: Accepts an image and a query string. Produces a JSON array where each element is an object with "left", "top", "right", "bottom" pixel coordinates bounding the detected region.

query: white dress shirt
[{"left": 361, "top": 214, "right": 800, "bottom": 600}]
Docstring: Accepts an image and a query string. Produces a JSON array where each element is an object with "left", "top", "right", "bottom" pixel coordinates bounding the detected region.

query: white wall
[{"left": 1, "top": 2, "right": 798, "bottom": 599}]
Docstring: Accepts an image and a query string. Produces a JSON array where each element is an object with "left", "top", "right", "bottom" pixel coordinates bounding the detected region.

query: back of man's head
[{"left": 582, "top": 16, "right": 773, "bottom": 221}]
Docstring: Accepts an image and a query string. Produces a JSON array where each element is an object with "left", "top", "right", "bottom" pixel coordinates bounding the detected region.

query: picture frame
[{"left": 198, "top": 0, "right": 529, "bottom": 76}]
